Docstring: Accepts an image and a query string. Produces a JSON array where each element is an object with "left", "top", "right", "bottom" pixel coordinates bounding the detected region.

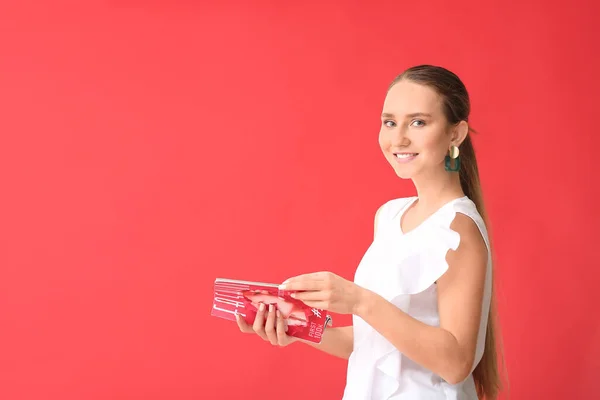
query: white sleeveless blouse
[{"left": 342, "top": 196, "right": 492, "bottom": 400}]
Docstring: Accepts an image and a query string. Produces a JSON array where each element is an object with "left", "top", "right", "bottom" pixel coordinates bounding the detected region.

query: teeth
[{"left": 395, "top": 153, "right": 417, "bottom": 158}]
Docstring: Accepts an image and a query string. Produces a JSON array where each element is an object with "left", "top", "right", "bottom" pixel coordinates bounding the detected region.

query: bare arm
[{"left": 354, "top": 213, "right": 488, "bottom": 384}]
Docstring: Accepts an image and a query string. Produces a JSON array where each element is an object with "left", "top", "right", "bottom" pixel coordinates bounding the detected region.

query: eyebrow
[{"left": 381, "top": 112, "right": 432, "bottom": 119}]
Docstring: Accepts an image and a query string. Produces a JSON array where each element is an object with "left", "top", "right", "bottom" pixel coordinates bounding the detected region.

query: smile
[
  {"left": 394, "top": 153, "right": 419, "bottom": 163},
  {"left": 395, "top": 153, "right": 418, "bottom": 159}
]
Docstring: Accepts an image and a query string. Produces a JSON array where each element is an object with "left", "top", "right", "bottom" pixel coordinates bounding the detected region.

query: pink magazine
[{"left": 211, "top": 278, "right": 332, "bottom": 344}]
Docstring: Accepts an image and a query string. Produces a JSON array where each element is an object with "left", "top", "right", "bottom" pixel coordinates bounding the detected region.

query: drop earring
[{"left": 445, "top": 145, "right": 460, "bottom": 172}]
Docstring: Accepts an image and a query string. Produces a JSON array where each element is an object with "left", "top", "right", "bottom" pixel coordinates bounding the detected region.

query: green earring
[{"left": 445, "top": 145, "right": 460, "bottom": 172}]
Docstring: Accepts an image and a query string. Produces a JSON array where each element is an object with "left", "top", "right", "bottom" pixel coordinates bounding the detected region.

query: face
[{"left": 378, "top": 79, "right": 463, "bottom": 180}]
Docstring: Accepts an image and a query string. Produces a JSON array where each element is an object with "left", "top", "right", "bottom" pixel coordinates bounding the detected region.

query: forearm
[
  {"left": 300, "top": 326, "right": 353, "bottom": 360},
  {"left": 356, "top": 290, "right": 471, "bottom": 384}
]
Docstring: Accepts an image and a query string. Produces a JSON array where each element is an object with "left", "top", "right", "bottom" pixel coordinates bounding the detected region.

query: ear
[{"left": 451, "top": 121, "right": 469, "bottom": 147}]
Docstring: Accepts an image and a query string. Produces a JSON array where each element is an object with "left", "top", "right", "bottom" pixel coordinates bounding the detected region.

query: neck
[{"left": 411, "top": 168, "right": 465, "bottom": 210}]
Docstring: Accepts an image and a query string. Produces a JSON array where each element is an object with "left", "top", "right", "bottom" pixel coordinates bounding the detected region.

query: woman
[{"left": 236, "top": 65, "right": 502, "bottom": 400}]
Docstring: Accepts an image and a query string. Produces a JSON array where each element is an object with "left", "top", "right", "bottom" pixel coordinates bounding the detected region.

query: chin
[
  {"left": 395, "top": 171, "right": 414, "bottom": 180},
  {"left": 391, "top": 165, "right": 417, "bottom": 180}
]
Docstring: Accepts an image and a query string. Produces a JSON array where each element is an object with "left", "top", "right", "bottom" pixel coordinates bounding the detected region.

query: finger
[
  {"left": 252, "top": 303, "right": 268, "bottom": 340},
  {"left": 235, "top": 313, "right": 254, "bottom": 333},
  {"left": 281, "top": 272, "right": 327, "bottom": 285},
  {"left": 265, "top": 304, "right": 278, "bottom": 345},
  {"left": 291, "top": 290, "right": 328, "bottom": 302},
  {"left": 280, "top": 278, "right": 328, "bottom": 292},
  {"left": 276, "top": 310, "right": 288, "bottom": 345}
]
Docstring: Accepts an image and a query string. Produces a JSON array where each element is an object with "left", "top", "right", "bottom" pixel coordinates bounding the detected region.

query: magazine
[{"left": 211, "top": 278, "right": 331, "bottom": 344}]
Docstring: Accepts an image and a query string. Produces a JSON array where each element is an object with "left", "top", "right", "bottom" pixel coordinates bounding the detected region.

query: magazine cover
[{"left": 211, "top": 278, "right": 331, "bottom": 344}]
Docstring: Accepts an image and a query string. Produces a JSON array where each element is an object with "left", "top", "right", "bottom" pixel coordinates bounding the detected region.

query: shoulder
[
  {"left": 449, "top": 198, "right": 490, "bottom": 258},
  {"left": 374, "top": 196, "right": 416, "bottom": 223},
  {"left": 376, "top": 196, "right": 416, "bottom": 217},
  {"left": 445, "top": 210, "right": 488, "bottom": 278},
  {"left": 450, "top": 213, "right": 487, "bottom": 256},
  {"left": 428, "top": 197, "right": 489, "bottom": 278},
  {"left": 374, "top": 196, "right": 416, "bottom": 238}
]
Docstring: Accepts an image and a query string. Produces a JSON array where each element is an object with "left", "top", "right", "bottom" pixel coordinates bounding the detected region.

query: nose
[{"left": 390, "top": 126, "right": 410, "bottom": 147}]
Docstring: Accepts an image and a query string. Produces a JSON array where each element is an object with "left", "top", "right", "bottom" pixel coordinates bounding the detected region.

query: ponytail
[{"left": 459, "top": 134, "right": 506, "bottom": 399}]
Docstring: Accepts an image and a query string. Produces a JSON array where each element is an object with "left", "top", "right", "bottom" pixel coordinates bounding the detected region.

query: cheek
[
  {"left": 419, "top": 134, "right": 448, "bottom": 159},
  {"left": 421, "top": 135, "right": 439, "bottom": 149}
]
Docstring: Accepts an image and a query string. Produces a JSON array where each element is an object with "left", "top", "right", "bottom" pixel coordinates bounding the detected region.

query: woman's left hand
[{"left": 279, "top": 271, "right": 365, "bottom": 315}]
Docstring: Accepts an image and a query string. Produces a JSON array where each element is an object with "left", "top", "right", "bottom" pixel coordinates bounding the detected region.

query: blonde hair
[{"left": 389, "top": 65, "right": 506, "bottom": 399}]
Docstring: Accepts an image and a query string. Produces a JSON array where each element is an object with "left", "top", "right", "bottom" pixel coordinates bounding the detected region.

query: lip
[{"left": 393, "top": 152, "right": 419, "bottom": 163}]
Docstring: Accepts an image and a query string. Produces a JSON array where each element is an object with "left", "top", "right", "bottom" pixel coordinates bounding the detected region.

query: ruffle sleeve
[{"left": 362, "top": 203, "right": 461, "bottom": 300}]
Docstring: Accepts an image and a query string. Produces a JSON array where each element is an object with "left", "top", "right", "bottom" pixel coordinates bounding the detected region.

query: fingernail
[
  {"left": 259, "top": 303, "right": 265, "bottom": 311},
  {"left": 276, "top": 310, "right": 281, "bottom": 318},
  {"left": 278, "top": 284, "right": 286, "bottom": 290},
  {"left": 290, "top": 293, "right": 296, "bottom": 298},
  {"left": 269, "top": 304, "right": 274, "bottom": 312}
]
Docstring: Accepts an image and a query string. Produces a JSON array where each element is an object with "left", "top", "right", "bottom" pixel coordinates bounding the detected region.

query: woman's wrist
[{"left": 353, "top": 286, "right": 376, "bottom": 318}]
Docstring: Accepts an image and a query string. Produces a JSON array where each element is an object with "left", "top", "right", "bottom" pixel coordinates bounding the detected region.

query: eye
[
  {"left": 383, "top": 120, "right": 396, "bottom": 128},
  {"left": 410, "top": 119, "right": 426, "bottom": 127}
]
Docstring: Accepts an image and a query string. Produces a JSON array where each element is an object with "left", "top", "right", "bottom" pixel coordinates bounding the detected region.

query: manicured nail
[
  {"left": 259, "top": 303, "right": 265, "bottom": 311},
  {"left": 290, "top": 293, "right": 296, "bottom": 298},
  {"left": 269, "top": 304, "right": 274, "bottom": 312},
  {"left": 276, "top": 310, "right": 281, "bottom": 318},
  {"left": 278, "top": 284, "right": 286, "bottom": 290}
]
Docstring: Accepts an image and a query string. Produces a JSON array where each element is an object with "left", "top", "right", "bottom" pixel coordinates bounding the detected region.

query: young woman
[{"left": 236, "top": 65, "right": 502, "bottom": 400}]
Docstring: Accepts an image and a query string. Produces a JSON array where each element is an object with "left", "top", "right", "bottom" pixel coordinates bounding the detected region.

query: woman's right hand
[{"left": 235, "top": 303, "right": 298, "bottom": 347}]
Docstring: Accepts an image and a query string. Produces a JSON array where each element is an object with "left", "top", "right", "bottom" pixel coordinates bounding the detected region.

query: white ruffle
[
  {"left": 352, "top": 200, "right": 464, "bottom": 399},
  {"left": 364, "top": 201, "right": 461, "bottom": 300}
]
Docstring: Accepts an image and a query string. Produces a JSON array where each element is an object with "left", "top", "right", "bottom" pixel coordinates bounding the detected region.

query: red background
[{"left": 1, "top": 1, "right": 598, "bottom": 399}]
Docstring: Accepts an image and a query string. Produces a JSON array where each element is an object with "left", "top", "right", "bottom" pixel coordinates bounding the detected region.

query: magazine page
[{"left": 211, "top": 278, "right": 330, "bottom": 344}]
